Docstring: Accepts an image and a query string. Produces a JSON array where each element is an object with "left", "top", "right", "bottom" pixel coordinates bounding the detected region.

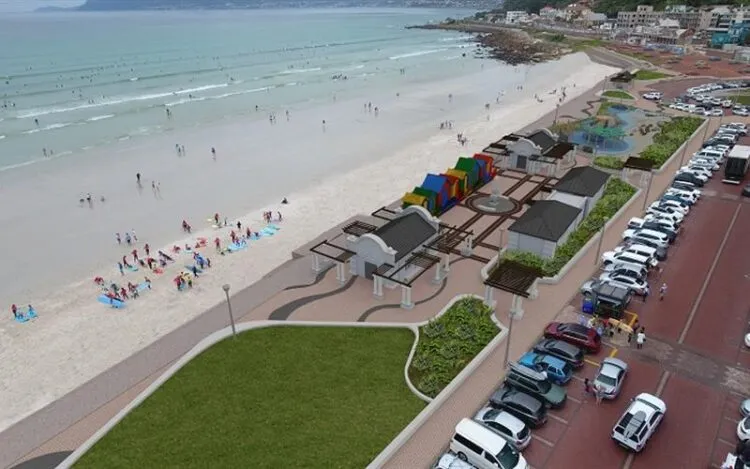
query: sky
[{"left": 0, "top": 0, "right": 84, "bottom": 12}]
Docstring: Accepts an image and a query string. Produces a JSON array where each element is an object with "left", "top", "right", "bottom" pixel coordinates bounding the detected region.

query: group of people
[
  {"left": 262, "top": 211, "right": 282, "bottom": 223},
  {"left": 115, "top": 230, "right": 138, "bottom": 246},
  {"left": 96, "top": 277, "right": 151, "bottom": 303},
  {"left": 10, "top": 304, "right": 35, "bottom": 321}
]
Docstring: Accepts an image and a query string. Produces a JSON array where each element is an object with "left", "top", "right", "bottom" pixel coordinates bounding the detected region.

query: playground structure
[{"left": 402, "top": 154, "right": 496, "bottom": 215}]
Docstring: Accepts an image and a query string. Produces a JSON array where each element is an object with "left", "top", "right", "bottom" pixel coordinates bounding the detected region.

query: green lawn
[
  {"left": 602, "top": 90, "right": 634, "bottom": 100},
  {"left": 733, "top": 94, "right": 750, "bottom": 105},
  {"left": 75, "top": 327, "right": 425, "bottom": 469},
  {"left": 634, "top": 70, "right": 670, "bottom": 80}
]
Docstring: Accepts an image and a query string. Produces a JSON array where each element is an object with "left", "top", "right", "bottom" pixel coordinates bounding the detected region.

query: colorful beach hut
[
  {"left": 455, "top": 157, "right": 481, "bottom": 191},
  {"left": 412, "top": 186, "right": 438, "bottom": 214},
  {"left": 441, "top": 173, "right": 462, "bottom": 200},
  {"left": 402, "top": 192, "right": 428, "bottom": 210},
  {"left": 473, "top": 153, "right": 497, "bottom": 180},
  {"left": 421, "top": 174, "right": 453, "bottom": 213},
  {"left": 444, "top": 169, "right": 468, "bottom": 195}
]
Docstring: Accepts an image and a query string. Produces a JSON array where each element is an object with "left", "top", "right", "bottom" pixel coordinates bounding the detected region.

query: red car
[{"left": 543, "top": 322, "right": 601, "bottom": 353}]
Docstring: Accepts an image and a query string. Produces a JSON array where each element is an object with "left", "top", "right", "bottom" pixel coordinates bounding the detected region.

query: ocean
[{"left": 0, "top": 8, "right": 479, "bottom": 171}]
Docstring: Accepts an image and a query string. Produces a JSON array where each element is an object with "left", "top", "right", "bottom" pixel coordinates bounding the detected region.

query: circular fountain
[{"left": 467, "top": 188, "right": 518, "bottom": 215}]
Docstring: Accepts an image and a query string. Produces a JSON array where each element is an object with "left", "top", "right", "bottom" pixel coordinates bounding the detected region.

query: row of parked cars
[
  {"left": 668, "top": 81, "right": 750, "bottom": 117},
  {"left": 435, "top": 321, "right": 638, "bottom": 468}
]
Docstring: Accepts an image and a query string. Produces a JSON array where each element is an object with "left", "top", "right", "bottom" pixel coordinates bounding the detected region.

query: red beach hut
[
  {"left": 441, "top": 173, "right": 463, "bottom": 200},
  {"left": 473, "top": 153, "right": 497, "bottom": 179}
]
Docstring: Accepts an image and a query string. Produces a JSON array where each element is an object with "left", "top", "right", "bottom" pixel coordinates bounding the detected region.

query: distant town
[{"left": 72, "top": 0, "right": 500, "bottom": 11}]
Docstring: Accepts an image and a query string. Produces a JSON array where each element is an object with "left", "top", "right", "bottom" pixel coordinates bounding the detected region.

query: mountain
[{"left": 78, "top": 0, "right": 497, "bottom": 10}]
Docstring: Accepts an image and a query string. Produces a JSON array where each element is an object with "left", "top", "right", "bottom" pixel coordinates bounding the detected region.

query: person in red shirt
[{"left": 214, "top": 237, "right": 221, "bottom": 251}]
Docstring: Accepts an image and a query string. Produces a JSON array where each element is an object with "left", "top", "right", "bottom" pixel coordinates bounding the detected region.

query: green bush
[
  {"left": 504, "top": 177, "right": 636, "bottom": 277},
  {"left": 593, "top": 156, "right": 624, "bottom": 169},
  {"left": 634, "top": 70, "right": 670, "bottom": 80},
  {"left": 639, "top": 116, "right": 703, "bottom": 168},
  {"left": 409, "top": 297, "right": 499, "bottom": 397},
  {"left": 602, "top": 90, "right": 634, "bottom": 100}
]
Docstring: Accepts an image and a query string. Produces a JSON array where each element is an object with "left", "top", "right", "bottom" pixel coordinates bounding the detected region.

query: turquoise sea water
[{"left": 0, "top": 8, "right": 478, "bottom": 170}]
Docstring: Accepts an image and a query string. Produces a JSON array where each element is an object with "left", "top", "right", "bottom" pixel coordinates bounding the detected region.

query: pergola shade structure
[
  {"left": 342, "top": 220, "right": 378, "bottom": 237},
  {"left": 483, "top": 259, "right": 544, "bottom": 314},
  {"left": 309, "top": 240, "right": 355, "bottom": 283},
  {"left": 372, "top": 250, "right": 442, "bottom": 309},
  {"left": 371, "top": 206, "right": 398, "bottom": 222},
  {"left": 427, "top": 223, "right": 474, "bottom": 254},
  {"left": 623, "top": 156, "right": 654, "bottom": 185}
]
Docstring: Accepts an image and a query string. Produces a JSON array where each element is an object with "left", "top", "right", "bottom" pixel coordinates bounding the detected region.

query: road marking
[
  {"left": 724, "top": 416, "right": 740, "bottom": 424},
  {"left": 678, "top": 204, "right": 742, "bottom": 344},
  {"left": 531, "top": 435, "right": 555, "bottom": 447},
  {"left": 548, "top": 414, "right": 569, "bottom": 425},
  {"left": 625, "top": 311, "right": 639, "bottom": 327},
  {"left": 622, "top": 371, "right": 670, "bottom": 469},
  {"left": 571, "top": 375, "right": 585, "bottom": 383},
  {"left": 609, "top": 347, "right": 619, "bottom": 358},
  {"left": 568, "top": 396, "right": 582, "bottom": 404},
  {"left": 719, "top": 437, "right": 736, "bottom": 446},
  {"left": 585, "top": 358, "right": 601, "bottom": 367}
]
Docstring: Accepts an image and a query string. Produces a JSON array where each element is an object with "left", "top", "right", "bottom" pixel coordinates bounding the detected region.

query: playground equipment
[{"left": 403, "top": 155, "right": 496, "bottom": 215}]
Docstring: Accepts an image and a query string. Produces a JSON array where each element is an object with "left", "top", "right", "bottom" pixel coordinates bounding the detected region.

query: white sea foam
[
  {"left": 440, "top": 35, "right": 474, "bottom": 42},
  {"left": 280, "top": 67, "right": 321, "bottom": 75},
  {"left": 86, "top": 114, "right": 115, "bottom": 122},
  {"left": 0, "top": 135, "right": 5, "bottom": 140},
  {"left": 129, "top": 77, "right": 139, "bottom": 81},
  {"left": 165, "top": 86, "right": 271, "bottom": 107},
  {"left": 389, "top": 48, "right": 447, "bottom": 60},
  {"left": 16, "top": 83, "right": 230, "bottom": 119}
]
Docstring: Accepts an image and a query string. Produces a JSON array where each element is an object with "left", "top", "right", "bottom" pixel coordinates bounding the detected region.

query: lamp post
[
  {"left": 553, "top": 103, "right": 560, "bottom": 125},
  {"left": 641, "top": 170, "right": 654, "bottom": 211},
  {"left": 594, "top": 217, "right": 610, "bottom": 265},
  {"left": 504, "top": 304, "right": 523, "bottom": 368},
  {"left": 222, "top": 284, "right": 237, "bottom": 338}
]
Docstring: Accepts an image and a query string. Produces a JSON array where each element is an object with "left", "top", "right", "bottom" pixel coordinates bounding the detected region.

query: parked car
[
  {"left": 533, "top": 339, "right": 584, "bottom": 368},
  {"left": 505, "top": 362, "right": 567, "bottom": 408},
  {"left": 602, "top": 249, "right": 657, "bottom": 269},
  {"left": 619, "top": 238, "right": 668, "bottom": 261},
  {"left": 434, "top": 452, "right": 476, "bottom": 469},
  {"left": 622, "top": 228, "right": 670, "bottom": 247},
  {"left": 646, "top": 205, "right": 684, "bottom": 224},
  {"left": 676, "top": 169, "right": 708, "bottom": 183},
  {"left": 518, "top": 351, "right": 573, "bottom": 385},
  {"left": 678, "top": 166, "right": 712, "bottom": 179},
  {"left": 741, "top": 399, "right": 750, "bottom": 417},
  {"left": 449, "top": 418, "right": 527, "bottom": 469},
  {"left": 641, "top": 221, "right": 678, "bottom": 243},
  {"left": 611, "top": 393, "right": 666, "bottom": 452},
  {"left": 743, "top": 184, "right": 750, "bottom": 198},
  {"left": 474, "top": 407, "right": 532, "bottom": 450},
  {"left": 593, "top": 358, "right": 628, "bottom": 399},
  {"left": 489, "top": 386, "right": 548, "bottom": 428},
  {"left": 642, "top": 92, "right": 662, "bottom": 100},
  {"left": 543, "top": 322, "right": 601, "bottom": 353},
  {"left": 598, "top": 273, "right": 648, "bottom": 295},
  {"left": 658, "top": 199, "right": 689, "bottom": 215},
  {"left": 661, "top": 192, "right": 694, "bottom": 206},
  {"left": 612, "top": 243, "right": 660, "bottom": 262},
  {"left": 739, "top": 416, "right": 750, "bottom": 442}
]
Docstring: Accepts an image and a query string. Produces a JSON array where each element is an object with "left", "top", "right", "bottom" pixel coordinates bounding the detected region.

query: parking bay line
[
  {"left": 678, "top": 204, "right": 741, "bottom": 344},
  {"left": 609, "top": 347, "right": 619, "bottom": 358},
  {"left": 622, "top": 371, "right": 671, "bottom": 469},
  {"left": 584, "top": 359, "right": 600, "bottom": 367},
  {"left": 531, "top": 435, "right": 555, "bottom": 448},
  {"left": 548, "top": 414, "right": 569, "bottom": 425}
]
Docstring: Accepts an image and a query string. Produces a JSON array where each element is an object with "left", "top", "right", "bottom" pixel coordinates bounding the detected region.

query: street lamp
[
  {"left": 222, "top": 284, "right": 237, "bottom": 338},
  {"left": 641, "top": 170, "right": 654, "bottom": 211},
  {"left": 553, "top": 104, "right": 560, "bottom": 125},
  {"left": 594, "top": 217, "right": 610, "bottom": 265}
]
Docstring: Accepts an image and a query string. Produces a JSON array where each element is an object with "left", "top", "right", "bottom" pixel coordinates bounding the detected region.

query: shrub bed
[
  {"left": 634, "top": 70, "right": 671, "bottom": 80},
  {"left": 593, "top": 156, "right": 624, "bottom": 170},
  {"left": 409, "top": 297, "right": 499, "bottom": 398},
  {"left": 503, "top": 177, "right": 637, "bottom": 277},
  {"left": 603, "top": 90, "right": 634, "bottom": 100},
  {"left": 639, "top": 116, "right": 703, "bottom": 168}
]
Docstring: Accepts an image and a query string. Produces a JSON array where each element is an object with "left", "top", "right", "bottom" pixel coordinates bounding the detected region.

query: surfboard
[
  {"left": 126, "top": 265, "right": 138, "bottom": 272},
  {"left": 14, "top": 315, "right": 30, "bottom": 323},
  {"left": 97, "top": 295, "right": 125, "bottom": 308},
  {"left": 260, "top": 227, "right": 276, "bottom": 236},
  {"left": 267, "top": 224, "right": 281, "bottom": 231},
  {"left": 227, "top": 241, "right": 248, "bottom": 252},
  {"left": 136, "top": 282, "right": 151, "bottom": 292},
  {"left": 25, "top": 308, "right": 38, "bottom": 320}
]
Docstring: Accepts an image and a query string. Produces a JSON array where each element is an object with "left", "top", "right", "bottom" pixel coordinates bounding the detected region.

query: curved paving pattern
[
  {"left": 559, "top": 98, "right": 602, "bottom": 121},
  {"left": 283, "top": 263, "right": 333, "bottom": 291},
  {"left": 357, "top": 258, "right": 468, "bottom": 322},
  {"left": 268, "top": 276, "right": 356, "bottom": 320}
]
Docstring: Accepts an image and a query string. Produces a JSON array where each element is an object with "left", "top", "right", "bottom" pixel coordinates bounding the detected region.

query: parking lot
[{"left": 525, "top": 147, "right": 750, "bottom": 469}]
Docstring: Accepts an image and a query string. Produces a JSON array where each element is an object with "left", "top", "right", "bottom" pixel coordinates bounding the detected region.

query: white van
[
  {"left": 450, "top": 418, "right": 529, "bottom": 469},
  {"left": 695, "top": 149, "right": 724, "bottom": 161}
]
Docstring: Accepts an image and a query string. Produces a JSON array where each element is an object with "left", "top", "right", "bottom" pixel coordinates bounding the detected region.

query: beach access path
[{"left": 0, "top": 53, "right": 631, "bottom": 469}]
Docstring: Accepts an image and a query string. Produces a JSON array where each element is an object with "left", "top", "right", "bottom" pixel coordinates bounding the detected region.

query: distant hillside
[{"left": 78, "top": 0, "right": 498, "bottom": 10}]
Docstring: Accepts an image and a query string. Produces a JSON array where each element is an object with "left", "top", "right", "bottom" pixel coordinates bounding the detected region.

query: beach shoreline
[{"left": 0, "top": 52, "right": 619, "bottom": 436}]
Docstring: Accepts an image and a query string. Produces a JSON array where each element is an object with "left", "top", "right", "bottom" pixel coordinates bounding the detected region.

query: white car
[
  {"left": 667, "top": 185, "right": 701, "bottom": 198},
  {"left": 723, "top": 100, "right": 734, "bottom": 108},
  {"left": 690, "top": 158, "right": 720, "bottom": 171},
  {"left": 739, "top": 415, "right": 750, "bottom": 442},
  {"left": 599, "top": 273, "right": 649, "bottom": 294},
  {"left": 734, "top": 108, "right": 750, "bottom": 116},
  {"left": 679, "top": 166, "right": 712, "bottom": 179},
  {"left": 623, "top": 228, "right": 670, "bottom": 248},
  {"left": 710, "top": 108, "right": 724, "bottom": 116},
  {"left": 435, "top": 452, "right": 476, "bottom": 469},
  {"left": 647, "top": 206, "right": 685, "bottom": 223},
  {"left": 651, "top": 200, "right": 688, "bottom": 215},
  {"left": 659, "top": 199, "right": 690, "bottom": 214},
  {"left": 474, "top": 407, "right": 532, "bottom": 450},
  {"left": 611, "top": 393, "right": 666, "bottom": 452},
  {"left": 642, "top": 92, "right": 662, "bottom": 100},
  {"left": 665, "top": 189, "right": 699, "bottom": 203}
]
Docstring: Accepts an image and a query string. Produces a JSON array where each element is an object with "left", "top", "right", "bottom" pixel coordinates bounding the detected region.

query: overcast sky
[{"left": 0, "top": 0, "right": 84, "bottom": 12}]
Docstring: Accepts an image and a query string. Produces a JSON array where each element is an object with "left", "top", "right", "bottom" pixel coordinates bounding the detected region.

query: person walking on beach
[
  {"left": 136, "top": 173, "right": 141, "bottom": 186},
  {"left": 132, "top": 248, "right": 139, "bottom": 263},
  {"left": 214, "top": 237, "right": 221, "bottom": 252},
  {"left": 181, "top": 144, "right": 185, "bottom": 155},
  {"left": 125, "top": 232, "right": 131, "bottom": 245},
  {"left": 659, "top": 283, "right": 667, "bottom": 301},
  {"left": 322, "top": 120, "right": 326, "bottom": 132},
  {"left": 144, "top": 243, "right": 150, "bottom": 256},
  {"left": 118, "top": 262, "right": 124, "bottom": 276},
  {"left": 131, "top": 229, "right": 137, "bottom": 242},
  {"left": 176, "top": 144, "right": 181, "bottom": 156},
  {"left": 11, "top": 304, "right": 19, "bottom": 320},
  {"left": 594, "top": 383, "right": 604, "bottom": 405},
  {"left": 151, "top": 181, "right": 156, "bottom": 194},
  {"left": 211, "top": 147, "right": 216, "bottom": 160},
  {"left": 115, "top": 233, "right": 121, "bottom": 245}
]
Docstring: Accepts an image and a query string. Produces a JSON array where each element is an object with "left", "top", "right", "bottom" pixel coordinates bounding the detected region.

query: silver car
[
  {"left": 474, "top": 407, "right": 532, "bottom": 450},
  {"left": 594, "top": 357, "right": 628, "bottom": 399}
]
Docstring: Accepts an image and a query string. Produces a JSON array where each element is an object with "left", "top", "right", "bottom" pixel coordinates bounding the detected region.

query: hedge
[
  {"left": 602, "top": 90, "right": 634, "bottom": 100},
  {"left": 503, "top": 177, "right": 636, "bottom": 277},
  {"left": 639, "top": 116, "right": 703, "bottom": 168},
  {"left": 634, "top": 70, "right": 671, "bottom": 80},
  {"left": 593, "top": 156, "right": 624, "bottom": 170},
  {"left": 408, "top": 297, "right": 499, "bottom": 398}
]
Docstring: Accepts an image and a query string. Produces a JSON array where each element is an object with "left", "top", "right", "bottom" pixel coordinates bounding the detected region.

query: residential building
[
  {"left": 506, "top": 200, "right": 583, "bottom": 258},
  {"left": 617, "top": 5, "right": 664, "bottom": 29},
  {"left": 505, "top": 10, "right": 529, "bottom": 24},
  {"left": 539, "top": 5, "right": 564, "bottom": 20},
  {"left": 484, "top": 128, "right": 575, "bottom": 177}
]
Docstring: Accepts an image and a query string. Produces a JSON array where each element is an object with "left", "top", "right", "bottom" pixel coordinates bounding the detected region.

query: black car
[
  {"left": 489, "top": 386, "right": 548, "bottom": 428},
  {"left": 533, "top": 339, "right": 584, "bottom": 368},
  {"left": 673, "top": 173, "right": 704, "bottom": 187},
  {"left": 642, "top": 220, "right": 677, "bottom": 243},
  {"left": 703, "top": 138, "right": 734, "bottom": 148},
  {"left": 627, "top": 236, "right": 669, "bottom": 261},
  {"left": 671, "top": 181, "right": 698, "bottom": 192},
  {"left": 743, "top": 184, "right": 750, "bottom": 198}
]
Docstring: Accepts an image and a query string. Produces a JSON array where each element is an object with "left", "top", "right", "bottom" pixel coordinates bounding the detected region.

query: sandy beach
[{"left": 0, "top": 52, "right": 618, "bottom": 432}]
